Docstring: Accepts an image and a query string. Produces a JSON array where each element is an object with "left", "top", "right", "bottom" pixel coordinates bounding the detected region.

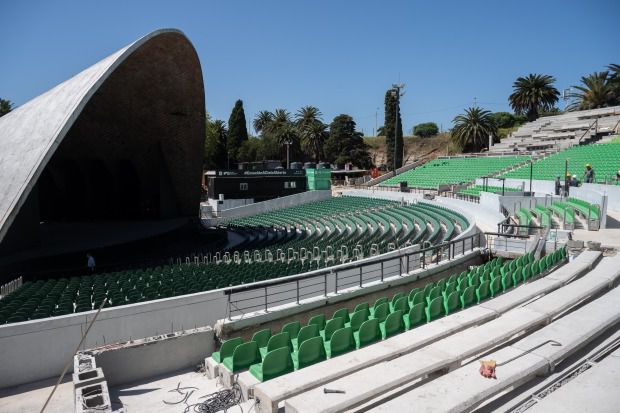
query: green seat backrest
[
  {"left": 267, "top": 331, "right": 292, "bottom": 353},
  {"left": 349, "top": 309, "right": 369, "bottom": 332},
  {"left": 213, "top": 337, "right": 243, "bottom": 362},
  {"left": 332, "top": 308, "right": 350, "bottom": 323},
  {"left": 426, "top": 296, "right": 443, "bottom": 322},
  {"left": 411, "top": 291, "right": 424, "bottom": 306},
  {"left": 230, "top": 341, "right": 261, "bottom": 372},
  {"left": 373, "top": 303, "right": 389, "bottom": 322},
  {"left": 297, "top": 336, "right": 326, "bottom": 369},
  {"left": 408, "top": 288, "right": 420, "bottom": 304},
  {"left": 383, "top": 310, "right": 404, "bottom": 338},
  {"left": 530, "top": 261, "right": 539, "bottom": 277},
  {"left": 502, "top": 272, "right": 513, "bottom": 291},
  {"left": 281, "top": 321, "right": 301, "bottom": 338},
  {"left": 391, "top": 292, "right": 404, "bottom": 307},
  {"left": 357, "top": 318, "right": 381, "bottom": 347},
  {"left": 457, "top": 278, "right": 468, "bottom": 293},
  {"left": 522, "top": 265, "right": 531, "bottom": 281},
  {"left": 490, "top": 276, "right": 501, "bottom": 297},
  {"left": 308, "top": 314, "right": 326, "bottom": 330},
  {"left": 296, "top": 324, "right": 319, "bottom": 349},
  {"left": 443, "top": 282, "right": 456, "bottom": 297},
  {"left": 545, "top": 254, "right": 553, "bottom": 269},
  {"left": 538, "top": 259, "right": 546, "bottom": 273},
  {"left": 436, "top": 278, "right": 446, "bottom": 291},
  {"left": 393, "top": 296, "right": 409, "bottom": 313},
  {"left": 426, "top": 286, "right": 442, "bottom": 305},
  {"left": 407, "top": 303, "right": 425, "bottom": 329},
  {"left": 476, "top": 280, "right": 490, "bottom": 303},
  {"left": 260, "top": 347, "right": 294, "bottom": 380},
  {"left": 423, "top": 283, "right": 434, "bottom": 298},
  {"left": 251, "top": 329, "right": 271, "bottom": 348},
  {"left": 324, "top": 317, "right": 345, "bottom": 341},
  {"left": 329, "top": 326, "right": 355, "bottom": 357},
  {"left": 460, "top": 285, "right": 476, "bottom": 308},
  {"left": 373, "top": 297, "right": 388, "bottom": 309},
  {"left": 353, "top": 302, "right": 369, "bottom": 313},
  {"left": 443, "top": 291, "right": 459, "bottom": 315}
]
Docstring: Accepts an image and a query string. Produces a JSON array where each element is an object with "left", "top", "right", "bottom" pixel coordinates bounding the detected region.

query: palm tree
[
  {"left": 0, "top": 98, "right": 13, "bottom": 117},
  {"left": 295, "top": 106, "right": 327, "bottom": 161},
  {"left": 567, "top": 71, "right": 617, "bottom": 111},
  {"left": 509, "top": 74, "right": 560, "bottom": 121},
  {"left": 451, "top": 107, "right": 497, "bottom": 152},
  {"left": 253, "top": 110, "right": 274, "bottom": 135}
]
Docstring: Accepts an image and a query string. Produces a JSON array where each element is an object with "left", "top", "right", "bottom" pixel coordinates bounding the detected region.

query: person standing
[
  {"left": 554, "top": 176, "right": 561, "bottom": 195},
  {"left": 87, "top": 253, "right": 96, "bottom": 272},
  {"left": 584, "top": 164, "right": 595, "bottom": 184}
]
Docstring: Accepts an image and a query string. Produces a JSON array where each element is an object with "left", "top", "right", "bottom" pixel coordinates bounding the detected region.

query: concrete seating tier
[
  {"left": 367, "top": 280, "right": 620, "bottom": 413},
  {"left": 238, "top": 249, "right": 602, "bottom": 413},
  {"left": 502, "top": 141, "right": 620, "bottom": 183},
  {"left": 207, "top": 251, "right": 566, "bottom": 385},
  {"left": 283, "top": 251, "right": 618, "bottom": 413},
  {"left": 380, "top": 156, "right": 529, "bottom": 189},
  {"left": 0, "top": 197, "right": 469, "bottom": 325}
]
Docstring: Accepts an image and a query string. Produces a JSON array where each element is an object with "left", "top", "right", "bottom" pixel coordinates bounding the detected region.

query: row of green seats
[
  {"left": 211, "top": 247, "right": 567, "bottom": 381},
  {"left": 457, "top": 185, "right": 521, "bottom": 197}
]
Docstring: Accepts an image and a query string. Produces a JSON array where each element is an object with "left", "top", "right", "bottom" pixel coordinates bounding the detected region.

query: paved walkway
[{"left": 574, "top": 209, "right": 620, "bottom": 247}]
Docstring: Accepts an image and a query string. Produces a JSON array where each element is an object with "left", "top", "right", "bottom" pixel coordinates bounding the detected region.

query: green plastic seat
[
  {"left": 457, "top": 277, "right": 468, "bottom": 293},
  {"left": 249, "top": 347, "right": 294, "bottom": 381},
  {"left": 426, "top": 286, "right": 442, "bottom": 306},
  {"left": 308, "top": 314, "right": 326, "bottom": 330},
  {"left": 443, "top": 291, "right": 459, "bottom": 315},
  {"left": 381, "top": 310, "right": 404, "bottom": 338},
  {"left": 538, "top": 258, "right": 546, "bottom": 274},
  {"left": 392, "top": 296, "right": 409, "bottom": 313},
  {"left": 410, "top": 291, "right": 424, "bottom": 306},
  {"left": 442, "top": 282, "right": 456, "bottom": 300},
  {"left": 404, "top": 302, "right": 425, "bottom": 330},
  {"left": 370, "top": 297, "right": 388, "bottom": 316},
  {"left": 348, "top": 308, "right": 369, "bottom": 332},
  {"left": 212, "top": 337, "right": 243, "bottom": 363},
  {"left": 408, "top": 288, "right": 420, "bottom": 305},
  {"left": 267, "top": 331, "right": 293, "bottom": 353},
  {"left": 332, "top": 308, "right": 350, "bottom": 324},
  {"left": 322, "top": 317, "right": 345, "bottom": 341},
  {"left": 251, "top": 328, "right": 271, "bottom": 350},
  {"left": 389, "top": 292, "right": 405, "bottom": 312},
  {"left": 294, "top": 324, "right": 319, "bottom": 351},
  {"left": 281, "top": 321, "right": 301, "bottom": 339},
  {"left": 294, "top": 336, "right": 326, "bottom": 369},
  {"left": 460, "top": 285, "right": 476, "bottom": 308},
  {"left": 352, "top": 302, "right": 369, "bottom": 314},
  {"left": 522, "top": 265, "right": 531, "bottom": 282},
  {"left": 372, "top": 302, "right": 389, "bottom": 322},
  {"left": 422, "top": 283, "right": 434, "bottom": 298},
  {"left": 356, "top": 318, "right": 381, "bottom": 348},
  {"left": 326, "top": 326, "right": 355, "bottom": 358},
  {"left": 476, "top": 280, "right": 490, "bottom": 303},
  {"left": 222, "top": 341, "right": 261, "bottom": 372},
  {"left": 502, "top": 272, "right": 514, "bottom": 291},
  {"left": 425, "top": 296, "right": 443, "bottom": 322}
]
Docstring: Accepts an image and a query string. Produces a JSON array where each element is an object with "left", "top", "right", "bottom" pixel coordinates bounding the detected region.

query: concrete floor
[
  {"left": 573, "top": 209, "right": 620, "bottom": 248},
  {"left": 0, "top": 377, "right": 74, "bottom": 413}
]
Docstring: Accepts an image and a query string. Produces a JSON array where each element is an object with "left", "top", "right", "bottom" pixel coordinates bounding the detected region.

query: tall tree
[
  {"left": 451, "top": 107, "right": 497, "bottom": 153},
  {"left": 509, "top": 74, "right": 560, "bottom": 121},
  {"left": 567, "top": 71, "right": 618, "bottom": 111},
  {"left": 295, "top": 106, "right": 327, "bottom": 162},
  {"left": 413, "top": 122, "right": 439, "bottom": 138},
  {"left": 384, "top": 89, "right": 403, "bottom": 170},
  {"left": 0, "top": 98, "right": 13, "bottom": 117},
  {"left": 253, "top": 110, "right": 274, "bottom": 135},
  {"left": 227, "top": 99, "right": 249, "bottom": 162},
  {"left": 324, "top": 114, "right": 372, "bottom": 168},
  {"left": 204, "top": 116, "right": 228, "bottom": 169}
]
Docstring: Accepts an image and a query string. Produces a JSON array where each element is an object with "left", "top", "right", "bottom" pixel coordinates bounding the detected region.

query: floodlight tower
[{"left": 391, "top": 83, "right": 405, "bottom": 176}]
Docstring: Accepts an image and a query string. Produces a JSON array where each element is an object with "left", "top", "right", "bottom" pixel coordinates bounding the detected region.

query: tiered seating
[
  {"left": 209, "top": 249, "right": 566, "bottom": 382},
  {"left": 457, "top": 185, "right": 521, "bottom": 197},
  {"left": 565, "top": 197, "right": 600, "bottom": 220},
  {"left": 0, "top": 197, "right": 469, "bottom": 325},
  {"left": 515, "top": 198, "right": 599, "bottom": 232},
  {"left": 503, "top": 142, "right": 620, "bottom": 183},
  {"left": 380, "top": 156, "right": 529, "bottom": 188}
]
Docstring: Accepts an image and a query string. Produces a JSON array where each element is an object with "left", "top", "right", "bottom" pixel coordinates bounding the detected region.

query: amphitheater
[{"left": 1, "top": 30, "right": 619, "bottom": 413}]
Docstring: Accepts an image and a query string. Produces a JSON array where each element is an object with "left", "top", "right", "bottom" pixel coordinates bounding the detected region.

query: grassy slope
[{"left": 364, "top": 133, "right": 459, "bottom": 167}]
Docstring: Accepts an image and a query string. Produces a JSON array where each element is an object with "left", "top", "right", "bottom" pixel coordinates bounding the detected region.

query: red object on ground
[{"left": 479, "top": 360, "right": 497, "bottom": 379}]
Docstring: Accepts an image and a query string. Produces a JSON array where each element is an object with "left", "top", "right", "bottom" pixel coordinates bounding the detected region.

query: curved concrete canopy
[{"left": 0, "top": 29, "right": 205, "bottom": 244}]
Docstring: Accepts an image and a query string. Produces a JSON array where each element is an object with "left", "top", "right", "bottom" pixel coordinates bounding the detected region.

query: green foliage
[
  {"left": 412, "top": 122, "right": 439, "bottom": 138},
  {"left": 227, "top": 99, "right": 249, "bottom": 161},
  {"left": 237, "top": 138, "right": 262, "bottom": 163},
  {"left": 451, "top": 107, "right": 498, "bottom": 153},
  {"left": 384, "top": 89, "right": 404, "bottom": 169},
  {"left": 488, "top": 112, "right": 526, "bottom": 129},
  {"left": 204, "top": 116, "right": 228, "bottom": 169},
  {"left": 509, "top": 74, "right": 560, "bottom": 121},
  {"left": 295, "top": 106, "right": 328, "bottom": 162},
  {"left": 0, "top": 98, "right": 13, "bottom": 117},
  {"left": 568, "top": 71, "right": 619, "bottom": 111},
  {"left": 324, "top": 114, "right": 372, "bottom": 169}
]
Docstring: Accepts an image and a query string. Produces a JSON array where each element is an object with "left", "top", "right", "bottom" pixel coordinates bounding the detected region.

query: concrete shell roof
[{"left": 0, "top": 29, "right": 196, "bottom": 243}]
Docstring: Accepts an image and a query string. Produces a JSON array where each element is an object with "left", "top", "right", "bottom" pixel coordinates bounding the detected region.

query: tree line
[{"left": 204, "top": 101, "right": 372, "bottom": 170}]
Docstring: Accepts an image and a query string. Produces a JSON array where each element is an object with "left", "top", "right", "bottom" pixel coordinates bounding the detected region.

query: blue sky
[{"left": 1, "top": 0, "right": 618, "bottom": 135}]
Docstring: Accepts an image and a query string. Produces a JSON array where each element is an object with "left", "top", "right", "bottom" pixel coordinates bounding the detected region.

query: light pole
[
  {"left": 391, "top": 83, "right": 405, "bottom": 176},
  {"left": 285, "top": 140, "right": 291, "bottom": 169}
]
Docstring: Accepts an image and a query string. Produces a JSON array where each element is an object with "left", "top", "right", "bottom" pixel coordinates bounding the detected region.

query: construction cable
[{"left": 163, "top": 378, "right": 243, "bottom": 413}]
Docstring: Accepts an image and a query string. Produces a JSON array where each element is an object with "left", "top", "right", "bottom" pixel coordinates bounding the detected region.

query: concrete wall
[
  {"left": 0, "top": 287, "right": 227, "bottom": 389},
  {"left": 202, "top": 190, "right": 331, "bottom": 226},
  {"left": 92, "top": 327, "right": 215, "bottom": 386},
  {"left": 476, "top": 177, "right": 555, "bottom": 195},
  {"left": 579, "top": 183, "right": 620, "bottom": 212},
  {"left": 565, "top": 186, "right": 608, "bottom": 228}
]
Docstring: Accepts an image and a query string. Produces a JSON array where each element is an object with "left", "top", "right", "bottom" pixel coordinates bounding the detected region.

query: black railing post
[
  {"left": 380, "top": 261, "right": 384, "bottom": 282},
  {"left": 227, "top": 291, "right": 232, "bottom": 320},
  {"left": 422, "top": 250, "right": 426, "bottom": 269},
  {"left": 334, "top": 271, "right": 338, "bottom": 294},
  {"left": 406, "top": 254, "right": 410, "bottom": 274},
  {"left": 264, "top": 287, "right": 268, "bottom": 312},
  {"left": 296, "top": 280, "right": 300, "bottom": 304},
  {"left": 359, "top": 266, "right": 363, "bottom": 287},
  {"left": 324, "top": 273, "right": 327, "bottom": 297}
]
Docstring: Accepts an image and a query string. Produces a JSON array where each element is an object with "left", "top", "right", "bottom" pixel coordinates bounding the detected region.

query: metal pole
[
  {"left": 393, "top": 87, "right": 399, "bottom": 176},
  {"left": 529, "top": 159, "right": 533, "bottom": 195},
  {"left": 40, "top": 298, "right": 108, "bottom": 413},
  {"left": 564, "top": 159, "right": 569, "bottom": 199}
]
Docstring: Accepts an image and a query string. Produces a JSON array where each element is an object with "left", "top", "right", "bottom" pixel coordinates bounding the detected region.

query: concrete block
[
  {"left": 72, "top": 367, "right": 106, "bottom": 390},
  {"left": 218, "top": 366, "right": 235, "bottom": 388},
  {"left": 75, "top": 381, "right": 112, "bottom": 413},
  {"left": 205, "top": 356, "right": 219, "bottom": 379},
  {"left": 74, "top": 353, "right": 96, "bottom": 374},
  {"left": 567, "top": 239, "right": 584, "bottom": 248},
  {"left": 238, "top": 371, "right": 260, "bottom": 400}
]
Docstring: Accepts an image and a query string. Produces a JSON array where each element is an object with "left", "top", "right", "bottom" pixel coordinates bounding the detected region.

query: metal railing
[
  {"left": 485, "top": 231, "right": 530, "bottom": 254},
  {"left": 224, "top": 232, "right": 483, "bottom": 319},
  {"left": 0, "top": 276, "right": 23, "bottom": 299}
]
